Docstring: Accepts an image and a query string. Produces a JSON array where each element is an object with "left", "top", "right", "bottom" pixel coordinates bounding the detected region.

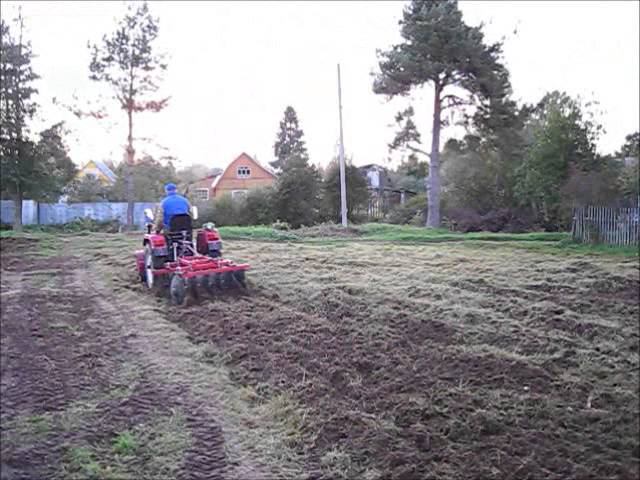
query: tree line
[
  {"left": 2, "top": 0, "right": 638, "bottom": 232},
  {"left": 372, "top": 0, "right": 638, "bottom": 231}
]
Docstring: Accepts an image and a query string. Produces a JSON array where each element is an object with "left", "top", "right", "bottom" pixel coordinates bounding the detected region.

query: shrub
[
  {"left": 443, "top": 207, "right": 538, "bottom": 233},
  {"left": 238, "top": 187, "right": 277, "bottom": 226},
  {"left": 322, "top": 159, "right": 369, "bottom": 223},
  {"left": 198, "top": 194, "right": 241, "bottom": 227},
  {"left": 386, "top": 194, "right": 427, "bottom": 225}
]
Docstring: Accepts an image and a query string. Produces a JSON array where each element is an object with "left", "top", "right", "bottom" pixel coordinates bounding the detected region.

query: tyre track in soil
[
  {"left": 86, "top": 257, "right": 290, "bottom": 480},
  {"left": 0, "top": 237, "right": 275, "bottom": 480},
  {"left": 80, "top": 266, "right": 230, "bottom": 480}
]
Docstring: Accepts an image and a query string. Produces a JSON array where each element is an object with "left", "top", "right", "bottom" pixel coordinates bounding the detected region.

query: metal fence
[
  {"left": 365, "top": 188, "right": 417, "bottom": 219},
  {"left": 572, "top": 206, "right": 639, "bottom": 246},
  {"left": 1, "top": 200, "right": 157, "bottom": 230}
]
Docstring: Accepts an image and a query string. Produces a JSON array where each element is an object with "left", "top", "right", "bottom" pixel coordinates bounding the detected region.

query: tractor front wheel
[{"left": 143, "top": 246, "right": 155, "bottom": 289}]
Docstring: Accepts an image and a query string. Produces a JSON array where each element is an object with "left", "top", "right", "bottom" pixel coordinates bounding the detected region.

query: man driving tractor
[
  {"left": 137, "top": 182, "right": 248, "bottom": 305},
  {"left": 154, "top": 182, "right": 192, "bottom": 233}
]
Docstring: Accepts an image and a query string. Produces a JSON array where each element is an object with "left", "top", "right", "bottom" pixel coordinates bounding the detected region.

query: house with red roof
[{"left": 189, "top": 152, "right": 277, "bottom": 203}]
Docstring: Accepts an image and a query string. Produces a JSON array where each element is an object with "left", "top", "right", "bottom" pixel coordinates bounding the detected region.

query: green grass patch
[
  {"left": 59, "top": 412, "right": 190, "bottom": 479},
  {"left": 112, "top": 431, "right": 137, "bottom": 455},
  {"left": 0, "top": 230, "right": 51, "bottom": 240},
  {"left": 512, "top": 238, "right": 639, "bottom": 257},
  {"left": 218, "top": 223, "right": 568, "bottom": 243},
  {"left": 218, "top": 225, "right": 301, "bottom": 241},
  {"left": 27, "top": 415, "right": 52, "bottom": 434},
  {"left": 217, "top": 223, "right": 638, "bottom": 258},
  {"left": 62, "top": 444, "right": 126, "bottom": 480}
]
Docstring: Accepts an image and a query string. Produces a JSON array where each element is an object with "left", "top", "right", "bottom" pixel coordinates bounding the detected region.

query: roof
[
  {"left": 192, "top": 173, "right": 221, "bottom": 189},
  {"left": 211, "top": 152, "right": 277, "bottom": 191},
  {"left": 91, "top": 160, "right": 117, "bottom": 183},
  {"left": 251, "top": 155, "right": 278, "bottom": 177}
]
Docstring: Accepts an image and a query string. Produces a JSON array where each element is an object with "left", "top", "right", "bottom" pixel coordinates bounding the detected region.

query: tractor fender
[
  {"left": 146, "top": 234, "right": 166, "bottom": 248},
  {"left": 196, "top": 230, "right": 222, "bottom": 256},
  {"left": 143, "top": 234, "right": 169, "bottom": 259}
]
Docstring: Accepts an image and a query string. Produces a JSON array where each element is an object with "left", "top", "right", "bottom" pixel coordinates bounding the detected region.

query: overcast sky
[{"left": 2, "top": 0, "right": 639, "bottom": 171}]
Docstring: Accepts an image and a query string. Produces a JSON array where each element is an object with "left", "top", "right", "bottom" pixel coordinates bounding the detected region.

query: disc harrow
[{"left": 135, "top": 212, "right": 249, "bottom": 305}]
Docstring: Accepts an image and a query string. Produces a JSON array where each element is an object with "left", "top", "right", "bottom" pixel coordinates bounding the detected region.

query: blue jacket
[{"left": 158, "top": 192, "right": 191, "bottom": 229}]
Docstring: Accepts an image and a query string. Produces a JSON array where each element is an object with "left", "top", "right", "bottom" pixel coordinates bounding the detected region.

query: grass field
[{"left": 1, "top": 228, "right": 638, "bottom": 479}]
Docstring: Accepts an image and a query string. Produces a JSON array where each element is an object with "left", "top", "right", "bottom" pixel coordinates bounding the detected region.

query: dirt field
[{"left": 1, "top": 233, "right": 638, "bottom": 479}]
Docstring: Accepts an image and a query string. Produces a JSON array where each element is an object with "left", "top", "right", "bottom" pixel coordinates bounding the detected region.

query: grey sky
[{"left": 2, "top": 0, "right": 639, "bottom": 171}]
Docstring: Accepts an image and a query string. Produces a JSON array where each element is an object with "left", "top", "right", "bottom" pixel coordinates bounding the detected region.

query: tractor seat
[{"left": 166, "top": 214, "right": 193, "bottom": 243}]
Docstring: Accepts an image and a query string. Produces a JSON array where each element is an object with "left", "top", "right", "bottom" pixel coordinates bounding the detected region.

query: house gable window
[
  {"left": 194, "top": 188, "right": 209, "bottom": 201},
  {"left": 236, "top": 166, "right": 251, "bottom": 179}
]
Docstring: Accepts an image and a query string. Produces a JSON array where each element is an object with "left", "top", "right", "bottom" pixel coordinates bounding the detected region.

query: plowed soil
[
  {"left": 1, "top": 235, "right": 296, "bottom": 480},
  {"left": 1, "top": 233, "right": 639, "bottom": 480}
]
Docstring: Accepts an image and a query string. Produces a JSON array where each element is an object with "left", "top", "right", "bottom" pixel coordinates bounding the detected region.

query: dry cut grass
[{"left": 170, "top": 239, "right": 640, "bottom": 479}]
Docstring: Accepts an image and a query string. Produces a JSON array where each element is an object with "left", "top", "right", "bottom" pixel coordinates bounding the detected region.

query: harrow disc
[
  {"left": 233, "top": 270, "right": 247, "bottom": 289},
  {"left": 187, "top": 277, "right": 200, "bottom": 300},
  {"left": 154, "top": 273, "right": 171, "bottom": 299},
  {"left": 220, "top": 271, "right": 235, "bottom": 290},
  {"left": 170, "top": 275, "right": 186, "bottom": 305},
  {"left": 205, "top": 273, "right": 220, "bottom": 296}
]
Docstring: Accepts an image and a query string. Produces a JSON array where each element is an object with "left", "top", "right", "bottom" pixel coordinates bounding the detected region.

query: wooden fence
[{"left": 572, "top": 206, "right": 639, "bottom": 246}]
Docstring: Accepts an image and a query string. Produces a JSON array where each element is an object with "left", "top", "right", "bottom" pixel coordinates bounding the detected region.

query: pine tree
[
  {"left": 272, "top": 106, "right": 309, "bottom": 172},
  {"left": 373, "top": 0, "right": 511, "bottom": 228},
  {"left": 272, "top": 154, "right": 321, "bottom": 228},
  {"left": 1, "top": 14, "right": 76, "bottom": 230},
  {"left": 88, "top": 1, "right": 168, "bottom": 227}
]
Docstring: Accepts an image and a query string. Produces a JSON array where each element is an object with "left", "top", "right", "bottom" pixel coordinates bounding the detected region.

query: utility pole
[{"left": 337, "top": 63, "right": 348, "bottom": 227}]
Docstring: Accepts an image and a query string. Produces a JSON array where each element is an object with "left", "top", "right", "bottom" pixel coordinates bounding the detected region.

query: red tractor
[{"left": 135, "top": 207, "right": 249, "bottom": 305}]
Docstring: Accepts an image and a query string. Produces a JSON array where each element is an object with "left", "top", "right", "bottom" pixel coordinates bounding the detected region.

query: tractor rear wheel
[{"left": 170, "top": 275, "right": 186, "bottom": 305}]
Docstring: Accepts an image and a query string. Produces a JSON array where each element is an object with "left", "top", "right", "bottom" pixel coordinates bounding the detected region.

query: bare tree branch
[
  {"left": 441, "top": 94, "right": 472, "bottom": 111},
  {"left": 406, "top": 144, "right": 431, "bottom": 159}
]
